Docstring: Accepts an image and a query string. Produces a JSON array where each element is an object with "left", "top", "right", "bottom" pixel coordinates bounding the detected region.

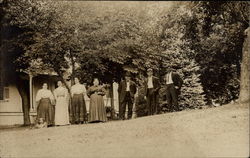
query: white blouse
[
  {"left": 71, "top": 83, "right": 86, "bottom": 96},
  {"left": 35, "top": 89, "right": 54, "bottom": 102},
  {"left": 54, "top": 87, "right": 68, "bottom": 100}
]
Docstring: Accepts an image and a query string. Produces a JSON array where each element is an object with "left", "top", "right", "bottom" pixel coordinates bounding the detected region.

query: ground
[{"left": 0, "top": 103, "right": 249, "bottom": 158}]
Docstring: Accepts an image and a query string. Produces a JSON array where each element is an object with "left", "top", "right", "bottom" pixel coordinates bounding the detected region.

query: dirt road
[{"left": 0, "top": 103, "right": 249, "bottom": 157}]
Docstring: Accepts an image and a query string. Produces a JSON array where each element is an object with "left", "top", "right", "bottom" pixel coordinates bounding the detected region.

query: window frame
[{"left": 0, "top": 86, "right": 10, "bottom": 101}]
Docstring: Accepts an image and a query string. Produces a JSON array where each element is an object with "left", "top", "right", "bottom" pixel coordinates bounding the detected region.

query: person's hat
[
  {"left": 125, "top": 72, "right": 131, "bottom": 77},
  {"left": 147, "top": 68, "right": 153, "bottom": 72}
]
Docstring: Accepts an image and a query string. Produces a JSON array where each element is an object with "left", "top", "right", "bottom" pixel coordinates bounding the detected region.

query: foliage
[
  {"left": 134, "top": 77, "right": 148, "bottom": 117},
  {"left": 135, "top": 93, "right": 148, "bottom": 117},
  {"left": 159, "top": 5, "right": 206, "bottom": 110},
  {"left": 2, "top": 1, "right": 171, "bottom": 85},
  {"left": 184, "top": 2, "right": 250, "bottom": 104},
  {"left": 2, "top": 1, "right": 249, "bottom": 121}
]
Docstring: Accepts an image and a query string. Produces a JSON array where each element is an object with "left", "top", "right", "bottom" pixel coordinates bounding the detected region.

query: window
[
  {"left": 0, "top": 86, "right": 9, "bottom": 101},
  {"left": 0, "top": 84, "right": 3, "bottom": 100},
  {"left": 0, "top": 66, "right": 3, "bottom": 100},
  {"left": 4, "top": 87, "right": 9, "bottom": 99},
  {"left": 0, "top": 66, "right": 9, "bottom": 100}
]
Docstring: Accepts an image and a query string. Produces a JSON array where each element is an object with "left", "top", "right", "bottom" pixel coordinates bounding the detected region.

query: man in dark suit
[
  {"left": 165, "top": 68, "right": 183, "bottom": 112},
  {"left": 118, "top": 72, "right": 137, "bottom": 120},
  {"left": 144, "top": 68, "right": 160, "bottom": 115}
]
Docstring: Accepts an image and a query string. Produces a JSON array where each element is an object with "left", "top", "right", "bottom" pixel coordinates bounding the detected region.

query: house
[
  {"left": 0, "top": 51, "right": 125, "bottom": 126},
  {"left": 0, "top": 65, "right": 120, "bottom": 125},
  {"left": 0, "top": 70, "right": 59, "bottom": 125}
]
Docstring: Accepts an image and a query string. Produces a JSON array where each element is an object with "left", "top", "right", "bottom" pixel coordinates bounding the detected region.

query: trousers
[
  {"left": 166, "top": 84, "right": 179, "bottom": 111},
  {"left": 119, "top": 92, "right": 133, "bottom": 120},
  {"left": 147, "top": 88, "right": 158, "bottom": 115}
]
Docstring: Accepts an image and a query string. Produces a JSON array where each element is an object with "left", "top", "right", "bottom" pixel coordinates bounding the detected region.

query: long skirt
[
  {"left": 72, "top": 94, "right": 87, "bottom": 123},
  {"left": 37, "top": 98, "right": 53, "bottom": 125},
  {"left": 89, "top": 94, "right": 107, "bottom": 122},
  {"left": 55, "top": 96, "right": 70, "bottom": 125}
]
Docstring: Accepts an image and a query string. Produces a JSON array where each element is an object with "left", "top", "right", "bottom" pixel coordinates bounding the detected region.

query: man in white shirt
[
  {"left": 71, "top": 77, "right": 87, "bottom": 124},
  {"left": 144, "top": 68, "right": 160, "bottom": 115},
  {"left": 164, "top": 68, "right": 183, "bottom": 112}
]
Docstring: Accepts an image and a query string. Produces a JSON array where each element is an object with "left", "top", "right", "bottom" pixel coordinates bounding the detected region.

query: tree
[
  {"left": 5, "top": 0, "right": 247, "bottom": 123},
  {"left": 179, "top": 2, "right": 250, "bottom": 104},
  {"left": 159, "top": 5, "right": 206, "bottom": 109},
  {"left": 2, "top": 0, "right": 174, "bottom": 122},
  {"left": 1, "top": 0, "right": 61, "bottom": 125},
  {"left": 135, "top": 4, "right": 207, "bottom": 116},
  {"left": 239, "top": 27, "right": 250, "bottom": 103}
]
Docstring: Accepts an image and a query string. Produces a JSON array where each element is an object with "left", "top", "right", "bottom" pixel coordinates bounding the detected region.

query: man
[
  {"left": 118, "top": 72, "right": 137, "bottom": 120},
  {"left": 71, "top": 77, "right": 87, "bottom": 124},
  {"left": 144, "top": 68, "right": 160, "bottom": 115},
  {"left": 164, "top": 68, "right": 183, "bottom": 112}
]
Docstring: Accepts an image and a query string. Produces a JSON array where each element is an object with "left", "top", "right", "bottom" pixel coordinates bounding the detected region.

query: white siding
[{"left": 0, "top": 84, "right": 22, "bottom": 113}]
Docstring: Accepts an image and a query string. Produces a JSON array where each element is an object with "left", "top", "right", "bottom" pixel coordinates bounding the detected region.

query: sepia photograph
[{"left": 0, "top": 1, "right": 249, "bottom": 157}]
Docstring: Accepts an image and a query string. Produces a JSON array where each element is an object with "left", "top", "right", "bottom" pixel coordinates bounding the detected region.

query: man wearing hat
[
  {"left": 144, "top": 68, "right": 160, "bottom": 115},
  {"left": 118, "top": 72, "right": 137, "bottom": 120},
  {"left": 164, "top": 68, "right": 183, "bottom": 111}
]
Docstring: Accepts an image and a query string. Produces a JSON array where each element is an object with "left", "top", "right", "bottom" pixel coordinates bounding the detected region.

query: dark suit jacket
[
  {"left": 166, "top": 72, "right": 183, "bottom": 94},
  {"left": 171, "top": 72, "right": 183, "bottom": 88},
  {"left": 144, "top": 76, "right": 160, "bottom": 96},
  {"left": 118, "top": 80, "right": 137, "bottom": 103}
]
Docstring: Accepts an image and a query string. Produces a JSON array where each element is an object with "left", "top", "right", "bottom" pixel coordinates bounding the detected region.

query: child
[{"left": 35, "top": 118, "right": 47, "bottom": 129}]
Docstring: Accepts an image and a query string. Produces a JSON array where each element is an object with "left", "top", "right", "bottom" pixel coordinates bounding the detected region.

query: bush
[{"left": 135, "top": 86, "right": 148, "bottom": 117}]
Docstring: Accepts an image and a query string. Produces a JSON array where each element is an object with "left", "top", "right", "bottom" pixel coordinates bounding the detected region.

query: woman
[
  {"left": 35, "top": 83, "right": 55, "bottom": 127},
  {"left": 54, "top": 81, "right": 70, "bottom": 126},
  {"left": 71, "top": 77, "right": 87, "bottom": 124},
  {"left": 87, "top": 78, "right": 108, "bottom": 123}
]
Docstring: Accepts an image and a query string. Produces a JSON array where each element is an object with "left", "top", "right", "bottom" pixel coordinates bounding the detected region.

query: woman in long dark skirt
[
  {"left": 87, "top": 78, "right": 108, "bottom": 123},
  {"left": 35, "top": 83, "right": 55, "bottom": 127}
]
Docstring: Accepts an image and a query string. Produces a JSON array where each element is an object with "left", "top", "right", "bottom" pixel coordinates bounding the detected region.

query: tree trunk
[
  {"left": 57, "top": 70, "right": 71, "bottom": 92},
  {"left": 16, "top": 75, "right": 31, "bottom": 126},
  {"left": 69, "top": 49, "right": 76, "bottom": 85},
  {"left": 239, "top": 27, "right": 250, "bottom": 103},
  {"left": 110, "top": 83, "right": 115, "bottom": 119}
]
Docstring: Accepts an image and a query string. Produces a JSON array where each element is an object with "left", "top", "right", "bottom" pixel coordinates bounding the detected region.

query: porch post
[
  {"left": 110, "top": 82, "right": 115, "bottom": 119},
  {"left": 112, "top": 82, "right": 119, "bottom": 118},
  {"left": 132, "top": 87, "right": 138, "bottom": 119},
  {"left": 29, "top": 74, "right": 33, "bottom": 111}
]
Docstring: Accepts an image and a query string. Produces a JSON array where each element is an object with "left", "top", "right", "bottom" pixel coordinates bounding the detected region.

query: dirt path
[{"left": 0, "top": 103, "right": 249, "bottom": 157}]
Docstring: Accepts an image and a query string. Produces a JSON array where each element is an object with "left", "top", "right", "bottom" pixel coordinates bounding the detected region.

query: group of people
[
  {"left": 35, "top": 68, "right": 183, "bottom": 128},
  {"left": 35, "top": 77, "right": 108, "bottom": 128},
  {"left": 118, "top": 68, "right": 183, "bottom": 120}
]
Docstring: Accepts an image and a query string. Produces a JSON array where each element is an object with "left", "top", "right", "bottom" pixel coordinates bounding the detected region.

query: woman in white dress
[
  {"left": 36, "top": 83, "right": 55, "bottom": 126},
  {"left": 54, "top": 81, "right": 70, "bottom": 125}
]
